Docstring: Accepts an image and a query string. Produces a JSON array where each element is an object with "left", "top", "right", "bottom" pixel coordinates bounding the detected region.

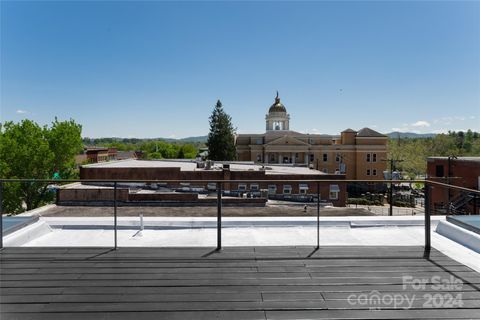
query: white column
[
  {"left": 278, "top": 154, "right": 282, "bottom": 164},
  {"left": 292, "top": 152, "right": 295, "bottom": 164}
]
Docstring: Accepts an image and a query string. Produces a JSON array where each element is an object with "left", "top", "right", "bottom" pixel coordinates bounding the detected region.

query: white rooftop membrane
[
  {"left": 81, "top": 159, "right": 327, "bottom": 175},
  {"left": 4, "top": 216, "right": 480, "bottom": 273}
]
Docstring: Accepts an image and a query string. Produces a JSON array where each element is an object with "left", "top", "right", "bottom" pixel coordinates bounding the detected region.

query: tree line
[
  {"left": 82, "top": 99, "right": 238, "bottom": 161},
  {"left": 388, "top": 130, "right": 480, "bottom": 178},
  {"left": 82, "top": 138, "right": 202, "bottom": 160}
]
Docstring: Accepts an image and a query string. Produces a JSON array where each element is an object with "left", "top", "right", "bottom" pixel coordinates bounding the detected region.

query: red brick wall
[
  {"left": 78, "top": 166, "right": 347, "bottom": 206},
  {"left": 80, "top": 167, "right": 181, "bottom": 180},
  {"left": 427, "top": 158, "right": 480, "bottom": 213},
  {"left": 129, "top": 193, "right": 198, "bottom": 201},
  {"left": 57, "top": 188, "right": 129, "bottom": 202}
]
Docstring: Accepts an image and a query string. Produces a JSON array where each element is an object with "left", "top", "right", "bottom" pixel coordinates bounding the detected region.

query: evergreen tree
[{"left": 206, "top": 100, "right": 236, "bottom": 161}]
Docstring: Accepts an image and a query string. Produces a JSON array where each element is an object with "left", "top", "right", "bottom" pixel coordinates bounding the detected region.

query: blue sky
[{"left": 1, "top": 1, "right": 479, "bottom": 138}]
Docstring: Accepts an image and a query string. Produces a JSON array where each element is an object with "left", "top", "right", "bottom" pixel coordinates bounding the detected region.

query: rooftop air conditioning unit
[{"left": 205, "top": 160, "right": 212, "bottom": 170}]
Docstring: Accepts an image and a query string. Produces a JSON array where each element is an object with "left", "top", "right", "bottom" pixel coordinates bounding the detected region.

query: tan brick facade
[{"left": 235, "top": 95, "right": 388, "bottom": 181}]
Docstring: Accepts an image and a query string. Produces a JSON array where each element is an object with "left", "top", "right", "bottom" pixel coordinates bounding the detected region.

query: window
[
  {"left": 366, "top": 153, "right": 377, "bottom": 163},
  {"left": 238, "top": 184, "right": 247, "bottom": 191},
  {"left": 256, "top": 138, "right": 263, "bottom": 145},
  {"left": 268, "top": 185, "right": 277, "bottom": 195},
  {"left": 256, "top": 154, "right": 261, "bottom": 162},
  {"left": 250, "top": 184, "right": 259, "bottom": 191},
  {"left": 335, "top": 153, "right": 340, "bottom": 162},
  {"left": 329, "top": 185, "right": 340, "bottom": 200},
  {"left": 323, "top": 153, "right": 328, "bottom": 162},
  {"left": 366, "top": 169, "right": 371, "bottom": 176},
  {"left": 323, "top": 168, "right": 328, "bottom": 173},
  {"left": 295, "top": 153, "right": 299, "bottom": 159},
  {"left": 180, "top": 182, "right": 190, "bottom": 191},
  {"left": 372, "top": 169, "right": 377, "bottom": 176},
  {"left": 299, "top": 184, "right": 309, "bottom": 195},
  {"left": 283, "top": 185, "right": 292, "bottom": 194},
  {"left": 435, "top": 165, "right": 444, "bottom": 177},
  {"left": 207, "top": 183, "right": 217, "bottom": 191},
  {"left": 309, "top": 154, "right": 314, "bottom": 162}
]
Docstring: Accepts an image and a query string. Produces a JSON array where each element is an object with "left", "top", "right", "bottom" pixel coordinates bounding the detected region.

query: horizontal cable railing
[{"left": 1, "top": 179, "right": 479, "bottom": 250}]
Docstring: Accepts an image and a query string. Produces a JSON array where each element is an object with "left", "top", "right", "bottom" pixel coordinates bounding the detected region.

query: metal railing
[{"left": 1, "top": 178, "right": 479, "bottom": 251}]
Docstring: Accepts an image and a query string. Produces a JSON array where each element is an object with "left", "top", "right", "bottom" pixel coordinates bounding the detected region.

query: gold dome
[{"left": 268, "top": 91, "right": 287, "bottom": 113}]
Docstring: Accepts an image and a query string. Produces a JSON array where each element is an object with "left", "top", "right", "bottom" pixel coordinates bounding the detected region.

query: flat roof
[
  {"left": 82, "top": 160, "right": 328, "bottom": 175},
  {"left": 428, "top": 156, "right": 480, "bottom": 162}
]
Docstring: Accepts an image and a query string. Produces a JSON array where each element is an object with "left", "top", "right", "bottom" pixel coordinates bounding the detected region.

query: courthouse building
[{"left": 235, "top": 93, "right": 388, "bottom": 181}]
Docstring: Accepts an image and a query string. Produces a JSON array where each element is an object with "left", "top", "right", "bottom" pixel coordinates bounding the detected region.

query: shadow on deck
[{"left": 1, "top": 246, "right": 480, "bottom": 319}]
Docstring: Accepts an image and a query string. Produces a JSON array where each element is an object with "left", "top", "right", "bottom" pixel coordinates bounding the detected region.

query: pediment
[{"left": 265, "top": 135, "right": 310, "bottom": 146}]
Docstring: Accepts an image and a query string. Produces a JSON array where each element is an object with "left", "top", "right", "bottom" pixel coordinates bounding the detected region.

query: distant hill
[
  {"left": 164, "top": 135, "right": 208, "bottom": 143},
  {"left": 178, "top": 133, "right": 437, "bottom": 141},
  {"left": 86, "top": 133, "right": 438, "bottom": 144},
  {"left": 386, "top": 132, "right": 436, "bottom": 139},
  {"left": 82, "top": 135, "right": 208, "bottom": 145}
]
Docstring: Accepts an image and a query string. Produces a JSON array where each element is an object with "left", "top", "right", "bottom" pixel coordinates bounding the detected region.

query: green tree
[
  {"left": 206, "top": 100, "right": 236, "bottom": 161},
  {"left": 46, "top": 118, "right": 83, "bottom": 178},
  {"left": 388, "top": 131, "right": 480, "bottom": 178},
  {"left": 177, "top": 147, "right": 185, "bottom": 159},
  {"left": 178, "top": 144, "right": 197, "bottom": 159},
  {"left": 0, "top": 119, "right": 83, "bottom": 213}
]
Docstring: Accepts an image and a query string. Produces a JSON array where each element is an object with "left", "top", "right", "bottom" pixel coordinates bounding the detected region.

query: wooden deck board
[{"left": 1, "top": 246, "right": 479, "bottom": 319}]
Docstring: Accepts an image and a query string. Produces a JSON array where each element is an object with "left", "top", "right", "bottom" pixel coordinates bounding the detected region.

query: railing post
[
  {"left": 389, "top": 181, "right": 393, "bottom": 216},
  {"left": 217, "top": 182, "right": 222, "bottom": 250},
  {"left": 316, "top": 181, "right": 320, "bottom": 249},
  {"left": 0, "top": 181, "right": 3, "bottom": 249},
  {"left": 424, "top": 183, "right": 431, "bottom": 251},
  {"left": 114, "top": 181, "right": 117, "bottom": 250},
  {"left": 473, "top": 194, "right": 477, "bottom": 215}
]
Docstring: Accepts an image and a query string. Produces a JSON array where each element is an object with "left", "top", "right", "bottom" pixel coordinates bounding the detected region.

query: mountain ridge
[{"left": 84, "top": 132, "right": 439, "bottom": 143}]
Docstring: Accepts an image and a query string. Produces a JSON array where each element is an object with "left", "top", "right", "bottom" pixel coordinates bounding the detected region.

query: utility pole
[
  {"left": 447, "top": 155, "right": 457, "bottom": 214},
  {"left": 382, "top": 158, "right": 404, "bottom": 216}
]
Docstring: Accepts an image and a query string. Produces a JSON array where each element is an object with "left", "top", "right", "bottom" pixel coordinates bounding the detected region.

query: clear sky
[{"left": 1, "top": 0, "right": 479, "bottom": 138}]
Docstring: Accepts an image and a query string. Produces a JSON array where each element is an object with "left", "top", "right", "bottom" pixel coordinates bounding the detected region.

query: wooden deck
[{"left": 1, "top": 246, "right": 479, "bottom": 319}]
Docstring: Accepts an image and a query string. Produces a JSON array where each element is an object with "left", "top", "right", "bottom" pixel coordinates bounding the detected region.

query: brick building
[
  {"left": 235, "top": 93, "right": 388, "bottom": 181},
  {"left": 59, "top": 159, "right": 347, "bottom": 206},
  {"left": 426, "top": 157, "right": 480, "bottom": 214}
]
